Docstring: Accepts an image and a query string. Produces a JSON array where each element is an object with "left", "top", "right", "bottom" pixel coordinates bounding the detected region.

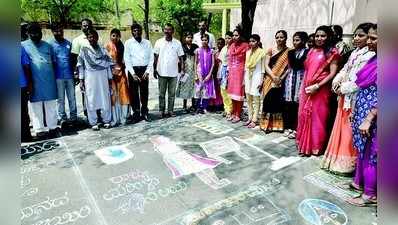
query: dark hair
[
  {"left": 110, "top": 28, "right": 121, "bottom": 36},
  {"left": 354, "top": 22, "right": 374, "bottom": 34},
  {"left": 233, "top": 28, "right": 242, "bottom": 35},
  {"left": 86, "top": 28, "right": 98, "bottom": 38},
  {"left": 81, "top": 18, "right": 93, "bottom": 25},
  {"left": 315, "top": 25, "right": 334, "bottom": 51},
  {"left": 21, "top": 22, "right": 29, "bottom": 40},
  {"left": 331, "top": 25, "right": 343, "bottom": 40},
  {"left": 164, "top": 23, "right": 174, "bottom": 30},
  {"left": 275, "top": 30, "right": 287, "bottom": 39},
  {"left": 249, "top": 34, "right": 261, "bottom": 42},
  {"left": 217, "top": 37, "right": 225, "bottom": 45},
  {"left": 370, "top": 23, "right": 377, "bottom": 31},
  {"left": 131, "top": 23, "right": 142, "bottom": 31},
  {"left": 201, "top": 33, "right": 210, "bottom": 41},
  {"left": 225, "top": 31, "right": 233, "bottom": 37},
  {"left": 293, "top": 31, "right": 309, "bottom": 43},
  {"left": 28, "top": 22, "right": 42, "bottom": 33},
  {"left": 309, "top": 33, "right": 315, "bottom": 39},
  {"left": 50, "top": 22, "right": 63, "bottom": 31},
  {"left": 185, "top": 31, "right": 194, "bottom": 37}
]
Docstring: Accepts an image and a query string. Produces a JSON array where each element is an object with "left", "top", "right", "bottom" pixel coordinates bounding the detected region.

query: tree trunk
[
  {"left": 144, "top": 0, "right": 150, "bottom": 39},
  {"left": 240, "top": 0, "right": 258, "bottom": 41},
  {"left": 207, "top": 0, "right": 216, "bottom": 30}
]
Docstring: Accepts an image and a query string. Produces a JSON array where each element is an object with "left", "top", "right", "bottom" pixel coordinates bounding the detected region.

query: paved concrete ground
[{"left": 21, "top": 78, "right": 377, "bottom": 225}]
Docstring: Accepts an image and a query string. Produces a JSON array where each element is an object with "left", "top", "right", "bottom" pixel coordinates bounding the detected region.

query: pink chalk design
[{"left": 149, "top": 136, "right": 221, "bottom": 179}]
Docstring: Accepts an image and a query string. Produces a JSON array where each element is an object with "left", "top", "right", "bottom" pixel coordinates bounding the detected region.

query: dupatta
[
  {"left": 261, "top": 47, "right": 289, "bottom": 96},
  {"left": 245, "top": 47, "right": 266, "bottom": 79}
]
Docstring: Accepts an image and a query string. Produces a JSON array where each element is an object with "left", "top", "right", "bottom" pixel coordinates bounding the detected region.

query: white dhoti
[
  {"left": 29, "top": 100, "right": 58, "bottom": 133},
  {"left": 83, "top": 68, "right": 112, "bottom": 126}
]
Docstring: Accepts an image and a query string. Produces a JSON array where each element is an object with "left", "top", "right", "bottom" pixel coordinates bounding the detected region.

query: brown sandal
[{"left": 347, "top": 195, "right": 377, "bottom": 207}]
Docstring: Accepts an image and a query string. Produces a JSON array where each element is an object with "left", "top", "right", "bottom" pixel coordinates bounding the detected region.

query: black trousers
[
  {"left": 129, "top": 66, "right": 149, "bottom": 117},
  {"left": 283, "top": 101, "right": 299, "bottom": 130},
  {"left": 21, "top": 87, "right": 32, "bottom": 141}
]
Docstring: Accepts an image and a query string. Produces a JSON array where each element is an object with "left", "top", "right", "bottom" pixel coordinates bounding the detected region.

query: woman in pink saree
[{"left": 296, "top": 26, "right": 340, "bottom": 156}]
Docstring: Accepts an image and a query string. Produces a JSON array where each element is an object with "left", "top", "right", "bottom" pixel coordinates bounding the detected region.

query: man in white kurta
[
  {"left": 193, "top": 21, "right": 216, "bottom": 49},
  {"left": 77, "top": 30, "right": 113, "bottom": 129}
]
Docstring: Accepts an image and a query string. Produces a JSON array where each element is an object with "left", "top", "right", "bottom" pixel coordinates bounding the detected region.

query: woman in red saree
[
  {"left": 227, "top": 28, "right": 249, "bottom": 123},
  {"left": 296, "top": 26, "right": 340, "bottom": 156}
]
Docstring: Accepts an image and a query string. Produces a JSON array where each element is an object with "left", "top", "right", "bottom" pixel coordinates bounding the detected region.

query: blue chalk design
[
  {"left": 108, "top": 148, "right": 127, "bottom": 159},
  {"left": 298, "top": 199, "right": 348, "bottom": 225}
]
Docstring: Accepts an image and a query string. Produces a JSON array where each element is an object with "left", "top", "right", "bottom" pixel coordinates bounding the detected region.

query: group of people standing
[
  {"left": 176, "top": 22, "right": 378, "bottom": 207},
  {"left": 20, "top": 18, "right": 377, "bottom": 206}
]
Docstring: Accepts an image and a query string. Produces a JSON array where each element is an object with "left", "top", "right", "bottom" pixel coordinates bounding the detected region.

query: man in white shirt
[
  {"left": 124, "top": 23, "right": 154, "bottom": 122},
  {"left": 193, "top": 20, "right": 216, "bottom": 49},
  {"left": 71, "top": 18, "right": 98, "bottom": 122},
  {"left": 153, "top": 23, "right": 185, "bottom": 118}
]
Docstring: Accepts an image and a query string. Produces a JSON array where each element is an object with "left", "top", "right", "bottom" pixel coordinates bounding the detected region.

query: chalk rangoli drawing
[
  {"left": 234, "top": 137, "right": 300, "bottom": 171},
  {"left": 29, "top": 205, "right": 91, "bottom": 225},
  {"left": 200, "top": 136, "right": 250, "bottom": 164},
  {"left": 21, "top": 188, "right": 39, "bottom": 198},
  {"left": 114, "top": 193, "right": 145, "bottom": 215},
  {"left": 150, "top": 136, "right": 231, "bottom": 189},
  {"left": 298, "top": 199, "right": 348, "bottom": 225},
  {"left": 94, "top": 145, "right": 134, "bottom": 165},
  {"left": 195, "top": 168, "right": 232, "bottom": 189},
  {"left": 303, "top": 170, "right": 361, "bottom": 201},
  {"left": 21, "top": 192, "right": 70, "bottom": 220},
  {"left": 21, "top": 140, "right": 61, "bottom": 157},
  {"left": 193, "top": 120, "right": 234, "bottom": 135},
  {"left": 179, "top": 188, "right": 289, "bottom": 225},
  {"left": 152, "top": 177, "right": 284, "bottom": 225}
]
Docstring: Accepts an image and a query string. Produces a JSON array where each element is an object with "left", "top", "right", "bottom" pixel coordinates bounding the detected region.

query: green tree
[
  {"left": 156, "top": 0, "right": 204, "bottom": 40},
  {"left": 21, "top": 0, "right": 114, "bottom": 26}
]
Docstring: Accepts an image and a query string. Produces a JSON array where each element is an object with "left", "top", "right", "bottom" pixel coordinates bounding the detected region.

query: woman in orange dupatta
[
  {"left": 227, "top": 28, "right": 249, "bottom": 123},
  {"left": 105, "top": 29, "right": 130, "bottom": 126},
  {"left": 260, "top": 30, "right": 290, "bottom": 132},
  {"left": 296, "top": 26, "right": 340, "bottom": 156}
]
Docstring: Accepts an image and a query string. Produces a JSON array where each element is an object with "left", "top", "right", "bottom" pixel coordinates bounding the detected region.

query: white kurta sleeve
[
  {"left": 123, "top": 40, "right": 133, "bottom": 76},
  {"left": 77, "top": 51, "right": 85, "bottom": 79},
  {"left": 145, "top": 41, "right": 154, "bottom": 75}
]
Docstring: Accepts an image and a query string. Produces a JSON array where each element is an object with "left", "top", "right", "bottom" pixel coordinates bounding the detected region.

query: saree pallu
[
  {"left": 260, "top": 47, "right": 289, "bottom": 132},
  {"left": 105, "top": 42, "right": 130, "bottom": 106},
  {"left": 296, "top": 48, "right": 340, "bottom": 156},
  {"left": 352, "top": 56, "right": 377, "bottom": 197},
  {"left": 320, "top": 97, "right": 357, "bottom": 175}
]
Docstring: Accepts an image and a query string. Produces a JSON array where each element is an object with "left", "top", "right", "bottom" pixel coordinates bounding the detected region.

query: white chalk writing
[
  {"left": 30, "top": 205, "right": 91, "bottom": 225},
  {"left": 21, "top": 192, "right": 69, "bottom": 220},
  {"left": 114, "top": 193, "right": 145, "bottom": 215}
]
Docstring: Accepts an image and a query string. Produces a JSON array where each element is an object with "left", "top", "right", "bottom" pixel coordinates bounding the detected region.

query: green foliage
[
  {"left": 156, "top": 0, "right": 205, "bottom": 40},
  {"left": 21, "top": 0, "right": 114, "bottom": 25},
  {"left": 118, "top": 0, "right": 156, "bottom": 23},
  {"left": 208, "top": 12, "right": 222, "bottom": 38}
]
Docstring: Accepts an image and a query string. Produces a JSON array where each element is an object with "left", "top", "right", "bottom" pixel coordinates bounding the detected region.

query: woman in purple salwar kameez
[
  {"left": 347, "top": 24, "right": 378, "bottom": 207},
  {"left": 194, "top": 34, "right": 216, "bottom": 113}
]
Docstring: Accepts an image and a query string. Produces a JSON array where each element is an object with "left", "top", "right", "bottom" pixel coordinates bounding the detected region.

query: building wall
[{"left": 230, "top": 0, "right": 377, "bottom": 48}]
